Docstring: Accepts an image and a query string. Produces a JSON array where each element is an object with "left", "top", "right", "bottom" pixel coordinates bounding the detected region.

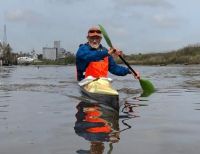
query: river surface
[{"left": 0, "top": 65, "right": 200, "bottom": 154}]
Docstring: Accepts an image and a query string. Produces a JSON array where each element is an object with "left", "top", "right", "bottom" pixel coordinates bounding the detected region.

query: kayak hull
[
  {"left": 79, "top": 77, "right": 119, "bottom": 111},
  {"left": 80, "top": 86, "right": 119, "bottom": 111}
]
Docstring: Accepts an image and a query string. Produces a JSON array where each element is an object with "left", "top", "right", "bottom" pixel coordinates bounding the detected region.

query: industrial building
[{"left": 42, "top": 41, "right": 66, "bottom": 60}]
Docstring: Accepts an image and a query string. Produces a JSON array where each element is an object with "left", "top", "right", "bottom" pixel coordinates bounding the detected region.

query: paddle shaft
[
  {"left": 106, "top": 39, "right": 138, "bottom": 77},
  {"left": 118, "top": 55, "right": 138, "bottom": 77},
  {"left": 98, "top": 25, "right": 138, "bottom": 78}
]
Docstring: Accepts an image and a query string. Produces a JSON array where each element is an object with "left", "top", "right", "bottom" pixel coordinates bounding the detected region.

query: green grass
[
  {"left": 120, "top": 46, "right": 200, "bottom": 65},
  {"left": 33, "top": 55, "right": 76, "bottom": 65}
]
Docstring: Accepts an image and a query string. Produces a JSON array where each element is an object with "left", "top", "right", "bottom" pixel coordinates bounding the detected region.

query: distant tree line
[
  {"left": 1, "top": 43, "right": 200, "bottom": 66},
  {"left": 119, "top": 46, "right": 200, "bottom": 65},
  {"left": 33, "top": 53, "right": 76, "bottom": 65}
]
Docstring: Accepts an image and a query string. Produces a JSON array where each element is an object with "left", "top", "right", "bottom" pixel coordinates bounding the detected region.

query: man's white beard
[
  {"left": 90, "top": 43, "right": 100, "bottom": 49},
  {"left": 91, "top": 44, "right": 99, "bottom": 49}
]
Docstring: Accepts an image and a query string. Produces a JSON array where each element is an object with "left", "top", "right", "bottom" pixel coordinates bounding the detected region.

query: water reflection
[
  {"left": 0, "top": 66, "right": 15, "bottom": 78},
  {"left": 74, "top": 101, "right": 119, "bottom": 154},
  {"left": 0, "top": 91, "right": 11, "bottom": 121},
  {"left": 74, "top": 97, "right": 146, "bottom": 154}
]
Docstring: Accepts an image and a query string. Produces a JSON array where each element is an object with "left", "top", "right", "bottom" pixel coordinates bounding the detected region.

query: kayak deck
[{"left": 79, "top": 77, "right": 119, "bottom": 111}]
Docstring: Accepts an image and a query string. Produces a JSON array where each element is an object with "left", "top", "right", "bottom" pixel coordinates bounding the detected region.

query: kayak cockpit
[{"left": 79, "top": 77, "right": 119, "bottom": 111}]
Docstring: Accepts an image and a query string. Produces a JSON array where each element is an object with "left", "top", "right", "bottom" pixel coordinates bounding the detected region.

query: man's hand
[
  {"left": 132, "top": 71, "right": 140, "bottom": 80},
  {"left": 108, "top": 48, "right": 123, "bottom": 57}
]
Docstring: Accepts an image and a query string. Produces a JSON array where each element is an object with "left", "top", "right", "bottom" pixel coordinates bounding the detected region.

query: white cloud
[
  {"left": 46, "top": 0, "right": 84, "bottom": 4},
  {"left": 4, "top": 9, "right": 44, "bottom": 25},
  {"left": 153, "top": 14, "right": 181, "bottom": 28},
  {"left": 112, "top": 0, "right": 173, "bottom": 8}
]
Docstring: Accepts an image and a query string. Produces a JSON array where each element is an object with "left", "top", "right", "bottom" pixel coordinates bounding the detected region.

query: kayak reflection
[
  {"left": 74, "top": 101, "right": 119, "bottom": 154},
  {"left": 74, "top": 101, "right": 119, "bottom": 142}
]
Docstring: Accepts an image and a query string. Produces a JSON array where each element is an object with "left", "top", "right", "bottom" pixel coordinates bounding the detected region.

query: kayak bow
[{"left": 79, "top": 77, "right": 119, "bottom": 111}]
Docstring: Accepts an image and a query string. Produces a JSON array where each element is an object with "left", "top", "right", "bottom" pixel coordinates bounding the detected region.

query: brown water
[{"left": 0, "top": 65, "right": 200, "bottom": 154}]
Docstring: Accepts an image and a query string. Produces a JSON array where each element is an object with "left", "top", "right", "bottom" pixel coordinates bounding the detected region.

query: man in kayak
[{"left": 76, "top": 26, "right": 140, "bottom": 81}]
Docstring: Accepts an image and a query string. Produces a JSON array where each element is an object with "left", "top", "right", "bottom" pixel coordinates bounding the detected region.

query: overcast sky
[{"left": 1, "top": 0, "right": 200, "bottom": 54}]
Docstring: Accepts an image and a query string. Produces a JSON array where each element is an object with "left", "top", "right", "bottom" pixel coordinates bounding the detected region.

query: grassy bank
[
  {"left": 120, "top": 46, "right": 200, "bottom": 65},
  {"left": 33, "top": 55, "right": 75, "bottom": 65}
]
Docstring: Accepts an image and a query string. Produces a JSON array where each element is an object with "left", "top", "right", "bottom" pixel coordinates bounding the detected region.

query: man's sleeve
[
  {"left": 108, "top": 56, "right": 131, "bottom": 76},
  {"left": 76, "top": 45, "right": 109, "bottom": 63}
]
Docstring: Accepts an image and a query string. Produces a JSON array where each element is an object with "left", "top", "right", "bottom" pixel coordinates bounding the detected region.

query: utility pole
[{"left": 3, "top": 24, "right": 7, "bottom": 47}]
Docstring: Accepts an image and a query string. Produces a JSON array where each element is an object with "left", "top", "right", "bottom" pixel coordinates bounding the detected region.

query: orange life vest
[
  {"left": 85, "top": 56, "right": 109, "bottom": 78},
  {"left": 86, "top": 126, "right": 111, "bottom": 133},
  {"left": 84, "top": 108, "right": 111, "bottom": 133}
]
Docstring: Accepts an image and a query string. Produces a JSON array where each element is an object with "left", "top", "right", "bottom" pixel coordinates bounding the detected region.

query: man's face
[{"left": 87, "top": 36, "right": 102, "bottom": 49}]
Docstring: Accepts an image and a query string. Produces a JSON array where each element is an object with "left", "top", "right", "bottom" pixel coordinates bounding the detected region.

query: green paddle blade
[
  {"left": 99, "top": 24, "right": 113, "bottom": 48},
  {"left": 139, "top": 78, "right": 155, "bottom": 97}
]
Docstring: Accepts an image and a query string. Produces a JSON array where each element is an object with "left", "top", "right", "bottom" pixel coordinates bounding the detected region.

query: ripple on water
[
  {"left": 118, "top": 88, "right": 141, "bottom": 94},
  {"left": 183, "top": 80, "right": 200, "bottom": 89},
  {"left": 0, "top": 83, "right": 71, "bottom": 94},
  {"left": 0, "top": 105, "right": 9, "bottom": 108},
  {"left": 194, "top": 103, "right": 200, "bottom": 111},
  {"left": 0, "top": 104, "right": 9, "bottom": 120}
]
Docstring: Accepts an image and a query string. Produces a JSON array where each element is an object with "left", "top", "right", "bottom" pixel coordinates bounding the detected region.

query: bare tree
[{"left": 0, "top": 43, "right": 13, "bottom": 65}]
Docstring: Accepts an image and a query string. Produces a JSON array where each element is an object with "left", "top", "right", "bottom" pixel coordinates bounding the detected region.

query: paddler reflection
[{"left": 74, "top": 101, "right": 119, "bottom": 154}]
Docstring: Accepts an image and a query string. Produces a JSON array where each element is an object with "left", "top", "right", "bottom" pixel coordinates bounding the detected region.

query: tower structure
[{"left": 3, "top": 24, "right": 7, "bottom": 47}]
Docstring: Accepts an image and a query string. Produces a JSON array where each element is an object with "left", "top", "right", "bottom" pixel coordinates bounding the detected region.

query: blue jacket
[{"left": 76, "top": 43, "right": 130, "bottom": 81}]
